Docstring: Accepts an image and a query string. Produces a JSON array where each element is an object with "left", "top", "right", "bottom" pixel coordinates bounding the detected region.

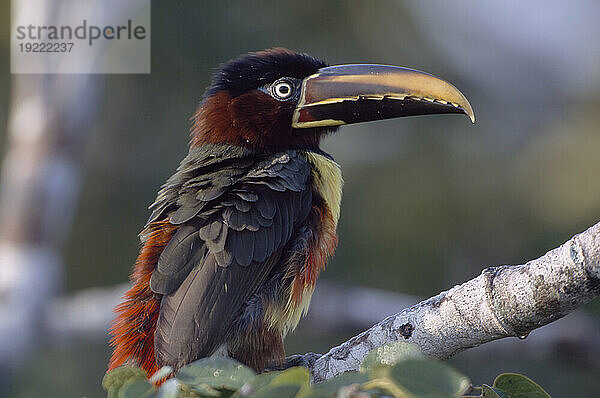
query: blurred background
[{"left": 1, "top": 1, "right": 600, "bottom": 397}]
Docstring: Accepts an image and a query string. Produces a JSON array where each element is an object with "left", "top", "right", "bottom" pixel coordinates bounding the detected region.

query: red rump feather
[{"left": 108, "top": 220, "right": 177, "bottom": 376}]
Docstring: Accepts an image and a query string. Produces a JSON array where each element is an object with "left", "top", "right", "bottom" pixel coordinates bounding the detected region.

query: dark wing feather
[
  {"left": 151, "top": 224, "right": 207, "bottom": 294},
  {"left": 154, "top": 252, "right": 281, "bottom": 368},
  {"left": 151, "top": 149, "right": 312, "bottom": 369}
]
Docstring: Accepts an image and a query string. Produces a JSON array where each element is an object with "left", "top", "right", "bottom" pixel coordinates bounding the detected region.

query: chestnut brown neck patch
[{"left": 190, "top": 90, "right": 323, "bottom": 152}]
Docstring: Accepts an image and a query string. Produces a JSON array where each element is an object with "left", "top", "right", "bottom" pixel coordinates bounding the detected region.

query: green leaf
[
  {"left": 245, "top": 368, "right": 310, "bottom": 398},
  {"left": 481, "top": 384, "right": 509, "bottom": 398},
  {"left": 176, "top": 357, "right": 256, "bottom": 393},
  {"left": 177, "top": 389, "right": 204, "bottom": 398},
  {"left": 181, "top": 383, "right": 220, "bottom": 397},
  {"left": 251, "top": 384, "right": 302, "bottom": 398},
  {"left": 388, "top": 359, "right": 470, "bottom": 398},
  {"left": 361, "top": 342, "right": 424, "bottom": 370},
  {"left": 268, "top": 367, "right": 310, "bottom": 387},
  {"left": 247, "top": 371, "right": 283, "bottom": 390},
  {"left": 231, "top": 371, "right": 283, "bottom": 397},
  {"left": 493, "top": 373, "right": 550, "bottom": 398},
  {"left": 301, "top": 372, "right": 369, "bottom": 398},
  {"left": 118, "top": 379, "right": 155, "bottom": 398},
  {"left": 103, "top": 366, "right": 148, "bottom": 397}
]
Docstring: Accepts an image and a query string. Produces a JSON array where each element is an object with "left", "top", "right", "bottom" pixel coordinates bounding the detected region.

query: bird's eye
[{"left": 271, "top": 79, "right": 295, "bottom": 100}]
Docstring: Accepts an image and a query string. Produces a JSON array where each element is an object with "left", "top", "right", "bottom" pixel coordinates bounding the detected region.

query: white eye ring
[{"left": 272, "top": 80, "right": 294, "bottom": 100}]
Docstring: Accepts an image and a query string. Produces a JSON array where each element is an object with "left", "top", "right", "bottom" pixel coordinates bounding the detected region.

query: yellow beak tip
[{"left": 460, "top": 102, "right": 475, "bottom": 124}]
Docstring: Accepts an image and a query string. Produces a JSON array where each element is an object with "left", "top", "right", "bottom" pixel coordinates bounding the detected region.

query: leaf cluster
[{"left": 103, "top": 343, "right": 551, "bottom": 398}]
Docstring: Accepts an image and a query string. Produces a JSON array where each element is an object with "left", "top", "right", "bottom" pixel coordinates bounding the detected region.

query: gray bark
[
  {"left": 42, "top": 221, "right": 600, "bottom": 381},
  {"left": 308, "top": 221, "right": 600, "bottom": 382}
]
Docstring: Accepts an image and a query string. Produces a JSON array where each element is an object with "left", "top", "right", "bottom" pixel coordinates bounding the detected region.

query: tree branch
[
  {"left": 307, "top": 221, "right": 600, "bottom": 382},
  {"left": 34, "top": 222, "right": 600, "bottom": 382}
]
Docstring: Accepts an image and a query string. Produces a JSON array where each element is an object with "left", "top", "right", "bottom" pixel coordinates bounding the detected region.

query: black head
[
  {"left": 191, "top": 48, "right": 474, "bottom": 152},
  {"left": 205, "top": 48, "right": 327, "bottom": 98},
  {"left": 192, "top": 48, "right": 334, "bottom": 152}
]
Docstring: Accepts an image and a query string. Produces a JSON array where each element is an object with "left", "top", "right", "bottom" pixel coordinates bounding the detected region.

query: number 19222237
[{"left": 18, "top": 42, "right": 74, "bottom": 52}]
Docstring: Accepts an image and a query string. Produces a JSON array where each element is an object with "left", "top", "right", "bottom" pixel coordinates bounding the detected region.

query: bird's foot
[{"left": 265, "top": 352, "right": 322, "bottom": 371}]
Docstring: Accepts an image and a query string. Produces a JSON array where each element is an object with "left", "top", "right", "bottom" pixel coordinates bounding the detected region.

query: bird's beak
[{"left": 292, "top": 64, "right": 475, "bottom": 128}]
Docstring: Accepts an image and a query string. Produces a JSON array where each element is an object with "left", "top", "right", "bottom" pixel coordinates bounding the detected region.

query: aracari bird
[{"left": 109, "top": 48, "right": 474, "bottom": 376}]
